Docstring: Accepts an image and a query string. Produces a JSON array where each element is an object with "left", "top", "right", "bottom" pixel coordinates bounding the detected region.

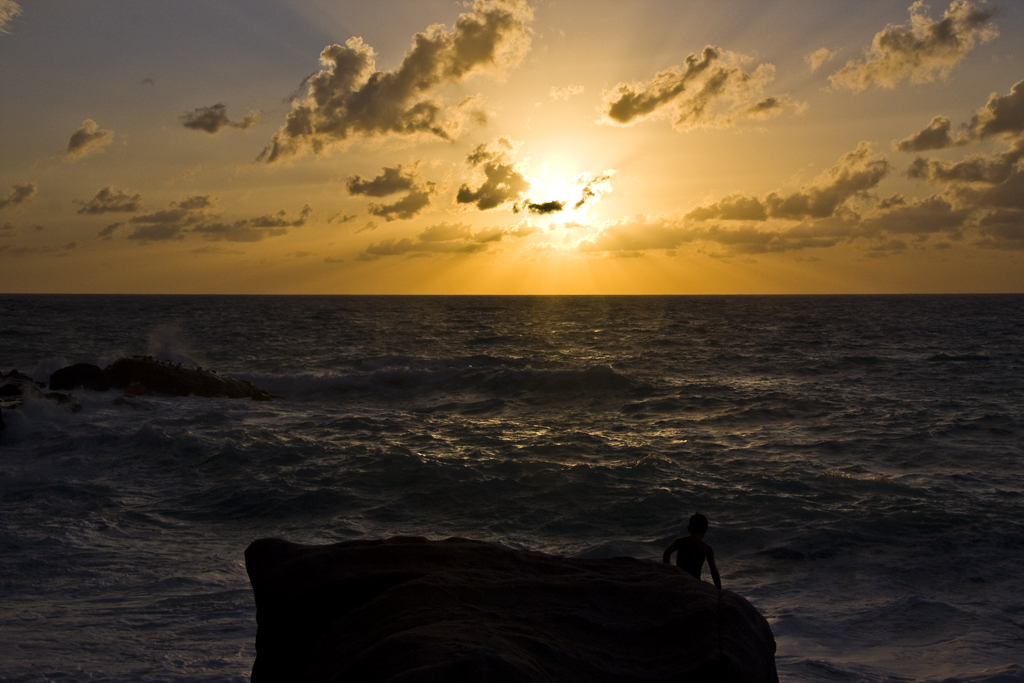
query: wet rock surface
[
  {"left": 49, "top": 363, "right": 110, "bottom": 391},
  {"left": 245, "top": 536, "right": 778, "bottom": 683},
  {"left": 102, "top": 357, "right": 273, "bottom": 400}
]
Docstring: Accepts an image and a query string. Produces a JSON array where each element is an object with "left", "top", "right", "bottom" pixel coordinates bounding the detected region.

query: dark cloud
[
  {"left": 866, "top": 239, "right": 910, "bottom": 257},
  {"left": 573, "top": 172, "right": 616, "bottom": 210},
  {"left": 860, "top": 194, "right": 971, "bottom": 235},
  {"left": 686, "top": 142, "right": 890, "bottom": 221},
  {"left": 896, "top": 83, "right": 1024, "bottom": 249},
  {"left": 0, "top": 1, "right": 21, "bottom": 34},
  {"left": 369, "top": 188, "right": 433, "bottom": 221},
  {"left": 579, "top": 214, "right": 858, "bottom": 257},
  {"left": 359, "top": 221, "right": 520, "bottom": 259},
  {"left": 456, "top": 137, "right": 530, "bottom": 210},
  {"left": 98, "top": 222, "right": 122, "bottom": 239},
  {"left": 878, "top": 194, "right": 907, "bottom": 209},
  {"left": 830, "top": 1, "right": 997, "bottom": 91},
  {"left": 328, "top": 212, "right": 358, "bottom": 224},
  {"left": 908, "top": 142, "right": 1024, "bottom": 185},
  {"left": 599, "top": 46, "right": 799, "bottom": 131},
  {"left": 522, "top": 200, "right": 564, "bottom": 215},
  {"left": 192, "top": 206, "right": 311, "bottom": 242},
  {"left": 949, "top": 165, "right": 1024, "bottom": 212},
  {"left": 180, "top": 104, "right": 260, "bottom": 134},
  {"left": 116, "top": 195, "right": 307, "bottom": 243},
  {"left": 348, "top": 165, "right": 435, "bottom": 221},
  {"left": 190, "top": 246, "right": 245, "bottom": 255},
  {"left": 896, "top": 80, "right": 1024, "bottom": 153},
  {"left": 346, "top": 165, "right": 418, "bottom": 197},
  {"left": 260, "top": 0, "right": 533, "bottom": 162},
  {"left": 966, "top": 78, "right": 1024, "bottom": 140},
  {"left": 0, "top": 242, "right": 75, "bottom": 257},
  {"left": 75, "top": 186, "right": 143, "bottom": 214},
  {"left": 974, "top": 209, "right": 1024, "bottom": 249},
  {"left": 0, "top": 182, "right": 36, "bottom": 210},
  {"left": 895, "top": 115, "right": 959, "bottom": 151},
  {"left": 686, "top": 194, "right": 768, "bottom": 221},
  {"left": 65, "top": 119, "right": 114, "bottom": 159},
  {"left": 125, "top": 195, "right": 215, "bottom": 240}
]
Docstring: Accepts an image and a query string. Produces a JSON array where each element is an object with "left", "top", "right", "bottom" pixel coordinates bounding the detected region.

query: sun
[{"left": 522, "top": 161, "right": 616, "bottom": 222}]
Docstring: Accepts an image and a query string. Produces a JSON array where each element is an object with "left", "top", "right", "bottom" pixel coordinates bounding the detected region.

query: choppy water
[{"left": 1, "top": 294, "right": 1022, "bottom": 683}]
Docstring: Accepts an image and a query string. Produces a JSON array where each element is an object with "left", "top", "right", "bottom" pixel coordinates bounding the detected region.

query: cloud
[
  {"left": 577, "top": 144, "right": 987, "bottom": 257},
  {"left": 180, "top": 104, "right": 260, "bottom": 133},
  {"left": 456, "top": 137, "right": 530, "bottom": 210},
  {"left": 122, "top": 195, "right": 215, "bottom": 242},
  {"left": 896, "top": 80, "right": 1024, "bottom": 152},
  {"left": 65, "top": 119, "right": 114, "bottom": 160},
  {"left": 347, "top": 164, "right": 435, "bottom": 221},
  {"left": 192, "top": 205, "right": 312, "bottom": 242},
  {"left": 895, "top": 115, "right": 959, "bottom": 151},
  {"left": 0, "top": 243, "right": 69, "bottom": 257},
  {"left": 108, "top": 195, "right": 308, "bottom": 243},
  {"left": 0, "top": 0, "right": 20, "bottom": 34},
  {"left": 861, "top": 194, "right": 971, "bottom": 235},
  {"left": 579, "top": 213, "right": 861, "bottom": 257},
  {"left": 75, "top": 186, "right": 143, "bottom": 214},
  {"left": 829, "top": 0, "right": 997, "bottom": 91},
  {"left": 974, "top": 209, "right": 1024, "bottom": 249},
  {"left": 190, "top": 246, "right": 245, "bottom": 255},
  {"left": 572, "top": 171, "right": 616, "bottom": 210},
  {"left": 806, "top": 48, "right": 837, "bottom": 72},
  {"left": 0, "top": 182, "right": 36, "bottom": 210},
  {"left": 897, "top": 82, "right": 1024, "bottom": 249},
  {"left": 369, "top": 189, "right": 434, "bottom": 221},
  {"left": 686, "top": 142, "right": 891, "bottom": 221},
  {"left": 328, "top": 212, "right": 358, "bottom": 224},
  {"left": 965, "top": 78, "right": 1024, "bottom": 140},
  {"left": 347, "top": 165, "right": 419, "bottom": 197},
  {"left": 549, "top": 84, "right": 584, "bottom": 101},
  {"left": 908, "top": 141, "right": 1024, "bottom": 185},
  {"left": 522, "top": 200, "right": 564, "bottom": 215},
  {"left": 599, "top": 46, "right": 800, "bottom": 131},
  {"left": 359, "top": 220, "right": 521, "bottom": 259},
  {"left": 260, "top": 0, "right": 533, "bottom": 162}
]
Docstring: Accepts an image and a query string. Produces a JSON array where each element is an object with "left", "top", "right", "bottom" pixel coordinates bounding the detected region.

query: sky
[{"left": 1, "top": 0, "right": 1023, "bottom": 294}]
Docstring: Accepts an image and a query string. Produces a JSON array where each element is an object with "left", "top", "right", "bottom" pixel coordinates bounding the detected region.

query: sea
[{"left": 1, "top": 294, "right": 1022, "bottom": 683}]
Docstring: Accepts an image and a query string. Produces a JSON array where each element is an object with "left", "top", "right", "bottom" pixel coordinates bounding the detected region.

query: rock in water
[
  {"left": 102, "top": 357, "right": 273, "bottom": 400},
  {"left": 244, "top": 536, "right": 778, "bottom": 683},
  {"left": 49, "top": 363, "right": 110, "bottom": 391}
]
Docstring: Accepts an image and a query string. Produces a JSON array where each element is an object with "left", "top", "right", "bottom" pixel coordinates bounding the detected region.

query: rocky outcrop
[
  {"left": 103, "top": 357, "right": 273, "bottom": 399},
  {"left": 245, "top": 536, "right": 778, "bottom": 683},
  {"left": 1, "top": 369, "right": 81, "bottom": 413},
  {"left": 49, "top": 363, "right": 110, "bottom": 391},
  {"left": 44, "top": 357, "right": 273, "bottom": 400}
]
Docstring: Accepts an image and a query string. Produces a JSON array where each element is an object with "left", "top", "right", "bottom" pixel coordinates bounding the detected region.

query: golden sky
[{"left": 1, "top": 0, "right": 1023, "bottom": 293}]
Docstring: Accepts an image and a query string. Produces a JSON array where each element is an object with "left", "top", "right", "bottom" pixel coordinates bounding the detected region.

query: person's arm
[
  {"left": 706, "top": 549, "right": 722, "bottom": 589},
  {"left": 663, "top": 538, "right": 680, "bottom": 564}
]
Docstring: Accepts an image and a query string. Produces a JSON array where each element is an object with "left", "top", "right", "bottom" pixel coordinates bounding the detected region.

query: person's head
[{"left": 687, "top": 512, "right": 709, "bottom": 536}]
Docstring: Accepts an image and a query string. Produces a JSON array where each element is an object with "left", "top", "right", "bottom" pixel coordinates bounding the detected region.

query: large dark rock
[
  {"left": 49, "top": 363, "right": 110, "bottom": 391},
  {"left": 0, "top": 369, "right": 80, "bottom": 412},
  {"left": 102, "top": 357, "right": 273, "bottom": 400},
  {"left": 245, "top": 536, "right": 778, "bottom": 683}
]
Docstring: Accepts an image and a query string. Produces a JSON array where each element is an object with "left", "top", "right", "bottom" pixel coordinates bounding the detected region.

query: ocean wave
[{"left": 237, "top": 361, "right": 634, "bottom": 401}]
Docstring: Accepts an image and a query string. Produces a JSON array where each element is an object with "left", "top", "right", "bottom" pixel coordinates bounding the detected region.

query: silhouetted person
[{"left": 663, "top": 512, "right": 721, "bottom": 589}]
